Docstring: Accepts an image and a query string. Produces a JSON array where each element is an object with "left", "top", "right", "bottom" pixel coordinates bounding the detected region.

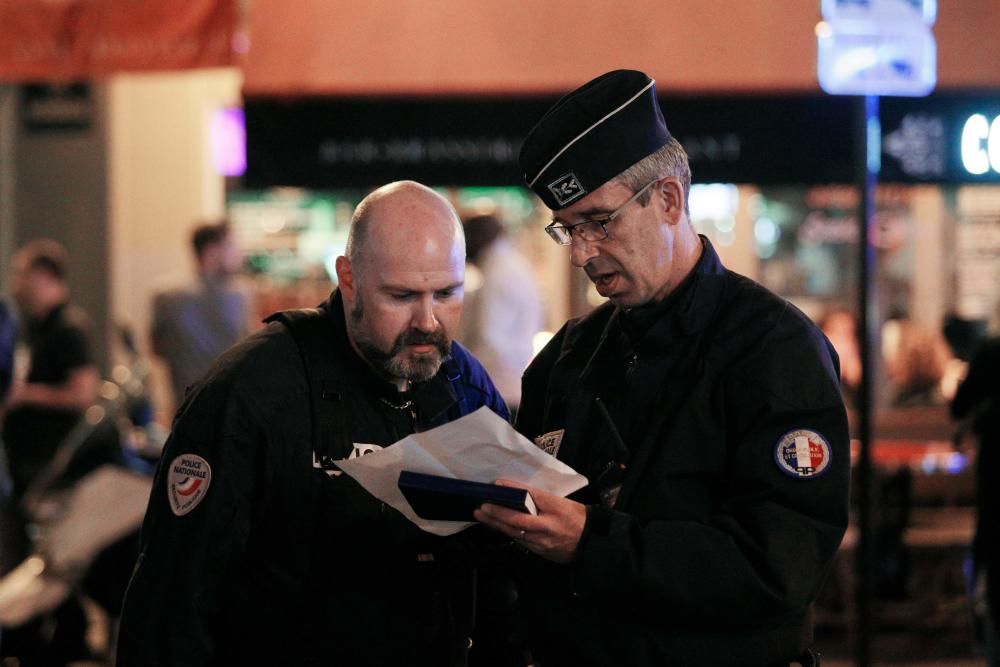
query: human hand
[{"left": 473, "top": 479, "right": 587, "bottom": 564}]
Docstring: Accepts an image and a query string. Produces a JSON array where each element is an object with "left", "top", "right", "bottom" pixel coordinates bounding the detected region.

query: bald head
[
  {"left": 346, "top": 181, "right": 464, "bottom": 278},
  {"left": 335, "top": 181, "right": 467, "bottom": 389}
]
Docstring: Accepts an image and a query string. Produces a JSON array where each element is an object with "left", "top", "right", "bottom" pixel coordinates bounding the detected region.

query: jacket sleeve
[
  {"left": 566, "top": 321, "right": 851, "bottom": 627},
  {"left": 115, "top": 384, "right": 260, "bottom": 666},
  {"left": 951, "top": 338, "right": 1000, "bottom": 420}
]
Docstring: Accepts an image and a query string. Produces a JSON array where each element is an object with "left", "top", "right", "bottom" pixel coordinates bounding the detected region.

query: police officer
[
  {"left": 118, "top": 182, "right": 517, "bottom": 666},
  {"left": 475, "top": 70, "right": 850, "bottom": 666}
]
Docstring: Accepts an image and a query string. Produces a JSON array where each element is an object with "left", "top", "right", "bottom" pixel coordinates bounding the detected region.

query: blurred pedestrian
[
  {"left": 952, "top": 320, "right": 1000, "bottom": 666},
  {"left": 819, "top": 307, "right": 862, "bottom": 410},
  {"left": 459, "top": 214, "right": 543, "bottom": 413},
  {"left": 1, "top": 238, "right": 99, "bottom": 665},
  {"left": 882, "top": 317, "right": 953, "bottom": 407},
  {"left": 150, "top": 220, "right": 251, "bottom": 411},
  {"left": 3, "top": 239, "right": 99, "bottom": 496},
  {"left": 0, "top": 299, "right": 15, "bottom": 405}
]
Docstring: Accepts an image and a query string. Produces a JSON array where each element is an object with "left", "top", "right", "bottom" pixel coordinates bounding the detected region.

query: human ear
[
  {"left": 335, "top": 256, "right": 355, "bottom": 300},
  {"left": 658, "top": 177, "right": 685, "bottom": 225}
]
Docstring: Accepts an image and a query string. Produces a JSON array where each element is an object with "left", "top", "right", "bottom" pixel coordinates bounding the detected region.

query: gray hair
[{"left": 613, "top": 137, "right": 692, "bottom": 218}]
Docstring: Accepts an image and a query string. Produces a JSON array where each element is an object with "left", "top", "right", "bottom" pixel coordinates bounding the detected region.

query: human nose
[
  {"left": 569, "top": 235, "right": 600, "bottom": 268},
  {"left": 412, "top": 296, "right": 438, "bottom": 333}
]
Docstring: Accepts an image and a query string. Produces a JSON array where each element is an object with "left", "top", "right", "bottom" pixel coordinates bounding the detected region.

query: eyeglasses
[{"left": 544, "top": 179, "right": 658, "bottom": 246}]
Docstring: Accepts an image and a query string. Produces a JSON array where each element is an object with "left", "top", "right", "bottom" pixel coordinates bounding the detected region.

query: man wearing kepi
[
  {"left": 475, "top": 70, "right": 850, "bottom": 666},
  {"left": 117, "top": 182, "right": 518, "bottom": 666}
]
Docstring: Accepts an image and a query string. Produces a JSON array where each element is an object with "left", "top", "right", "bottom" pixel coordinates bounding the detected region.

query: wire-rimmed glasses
[{"left": 543, "top": 179, "right": 658, "bottom": 246}]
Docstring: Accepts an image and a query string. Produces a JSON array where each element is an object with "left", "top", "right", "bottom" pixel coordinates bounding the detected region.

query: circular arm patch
[{"left": 774, "top": 430, "right": 832, "bottom": 479}]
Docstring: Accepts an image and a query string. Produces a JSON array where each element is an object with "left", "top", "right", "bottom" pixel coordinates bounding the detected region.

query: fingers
[
  {"left": 492, "top": 480, "right": 563, "bottom": 514},
  {"left": 473, "top": 503, "right": 534, "bottom": 537},
  {"left": 474, "top": 488, "right": 587, "bottom": 564}
]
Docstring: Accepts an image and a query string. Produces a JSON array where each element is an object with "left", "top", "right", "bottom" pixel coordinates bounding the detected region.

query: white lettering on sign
[{"left": 961, "top": 114, "right": 1000, "bottom": 176}]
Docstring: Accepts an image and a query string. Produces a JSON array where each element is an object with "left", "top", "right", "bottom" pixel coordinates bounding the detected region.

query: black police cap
[{"left": 519, "top": 69, "right": 671, "bottom": 211}]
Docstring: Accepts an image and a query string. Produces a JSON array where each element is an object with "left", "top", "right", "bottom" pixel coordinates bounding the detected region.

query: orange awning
[
  {"left": 0, "top": 0, "right": 237, "bottom": 81},
  {"left": 242, "top": 0, "right": 1000, "bottom": 97}
]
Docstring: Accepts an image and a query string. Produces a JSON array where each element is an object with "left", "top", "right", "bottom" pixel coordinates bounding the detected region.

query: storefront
[{"left": 235, "top": 91, "right": 1000, "bottom": 338}]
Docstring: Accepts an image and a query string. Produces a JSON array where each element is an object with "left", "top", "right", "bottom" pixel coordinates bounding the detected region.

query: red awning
[{"left": 0, "top": 0, "right": 237, "bottom": 81}]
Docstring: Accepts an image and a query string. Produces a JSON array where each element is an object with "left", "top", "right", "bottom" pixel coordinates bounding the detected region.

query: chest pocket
[{"left": 313, "top": 440, "right": 389, "bottom": 525}]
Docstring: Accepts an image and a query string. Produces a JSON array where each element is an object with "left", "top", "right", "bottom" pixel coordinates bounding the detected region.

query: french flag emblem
[{"left": 775, "top": 430, "right": 832, "bottom": 479}]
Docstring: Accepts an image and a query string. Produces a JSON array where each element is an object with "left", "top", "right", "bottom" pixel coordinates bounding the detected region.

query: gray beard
[{"left": 349, "top": 296, "right": 449, "bottom": 384}]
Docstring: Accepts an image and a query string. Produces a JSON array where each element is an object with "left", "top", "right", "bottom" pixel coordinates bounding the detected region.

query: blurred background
[{"left": 0, "top": 1, "right": 998, "bottom": 664}]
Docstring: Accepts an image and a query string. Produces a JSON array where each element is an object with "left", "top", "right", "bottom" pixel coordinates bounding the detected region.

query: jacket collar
[{"left": 577, "top": 235, "right": 727, "bottom": 383}]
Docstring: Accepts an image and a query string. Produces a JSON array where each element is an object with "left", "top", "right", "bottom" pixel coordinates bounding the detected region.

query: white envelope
[{"left": 334, "top": 406, "right": 588, "bottom": 536}]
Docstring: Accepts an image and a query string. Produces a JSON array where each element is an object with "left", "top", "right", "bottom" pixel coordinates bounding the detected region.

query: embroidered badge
[
  {"left": 167, "top": 454, "right": 212, "bottom": 516},
  {"left": 774, "top": 430, "right": 832, "bottom": 479},
  {"left": 313, "top": 443, "right": 384, "bottom": 478},
  {"left": 534, "top": 429, "right": 565, "bottom": 457},
  {"left": 547, "top": 172, "right": 586, "bottom": 206}
]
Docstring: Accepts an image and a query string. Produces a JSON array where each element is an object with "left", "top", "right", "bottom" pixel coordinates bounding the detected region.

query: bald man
[{"left": 117, "top": 182, "right": 515, "bottom": 667}]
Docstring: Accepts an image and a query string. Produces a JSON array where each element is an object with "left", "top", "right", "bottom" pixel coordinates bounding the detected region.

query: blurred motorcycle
[{"left": 0, "top": 325, "right": 164, "bottom": 659}]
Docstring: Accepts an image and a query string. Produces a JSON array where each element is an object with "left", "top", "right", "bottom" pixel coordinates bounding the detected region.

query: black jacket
[
  {"left": 514, "top": 239, "right": 850, "bottom": 666},
  {"left": 951, "top": 337, "right": 1000, "bottom": 615},
  {"left": 117, "top": 291, "right": 514, "bottom": 666}
]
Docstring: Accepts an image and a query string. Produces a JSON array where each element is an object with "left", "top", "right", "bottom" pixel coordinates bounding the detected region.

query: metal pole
[{"left": 854, "top": 93, "right": 879, "bottom": 667}]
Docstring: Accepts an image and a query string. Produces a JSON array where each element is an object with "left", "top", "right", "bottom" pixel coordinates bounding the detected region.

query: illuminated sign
[
  {"left": 821, "top": 0, "right": 937, "bottom": 25},
  {"left": 210, "top": 107, "right": 246, "bottom": 178},
  {"left": 960, "top": 114, "right": 1000, "bottom": 176},
  {"left": 879, "top": 97, "right": 1000, "bottom": 183},
  {"left": 817, "top": 0, "right": 936, "bottom": 97}
]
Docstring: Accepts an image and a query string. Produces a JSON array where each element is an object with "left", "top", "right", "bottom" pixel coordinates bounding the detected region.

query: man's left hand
[{"left": 474, "top": 480, "right": 587, "bottom": 564}]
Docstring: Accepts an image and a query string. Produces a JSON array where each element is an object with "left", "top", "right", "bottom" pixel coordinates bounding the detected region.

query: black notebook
[{"left": 398, "top": 470, "right": 538, "bottom": 521}]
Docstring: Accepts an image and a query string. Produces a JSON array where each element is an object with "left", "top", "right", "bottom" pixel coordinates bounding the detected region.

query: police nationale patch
[
  {"left": 547, "top": 172, "right": 586, "bottom": 206},
  {"left": 774, "top": 430, "right": 832, "bottom": 479},
  {"left": 534, "top": 429, "right": 565, "bottom": 457},
  {"left": 167, "top": 454, "right": 212, "bottom": 516}
]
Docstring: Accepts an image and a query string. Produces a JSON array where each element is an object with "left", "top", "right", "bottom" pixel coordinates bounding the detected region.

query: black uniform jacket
[
  {"left": 515, "top": 239, "right": 850, "bottom": 667},
  {"left": 116, "top": 291, "right": 513, "bottom": 667}
]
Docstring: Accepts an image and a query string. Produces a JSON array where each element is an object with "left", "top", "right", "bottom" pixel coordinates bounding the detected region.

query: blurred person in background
[
  {"left": 0, "top": 297, "right": 16, "bottom": 507},
  {"left": 0, "top": 299, "right": 14, "bottom": 405},
  {"left": 1, "top": 238, "right": 99, "bottom": 665},
  {"left": 475, "top": 69, "right": 849, "bottom": 666},
  {"left": 951, "top": 303, "right": 1000, "bottom": 666},
  {"left": 117, "top": 182, "right": 518, "bottom": 667},
  {"left": 882, "top": 317, "right": 954, "bottom": 407},
  {"left": 150, "top": 220, "right": 251, "bottom": 412},
  {"left": 819, "top": 307, "right": 862, "bottom": 410},
  {"left": 458, "top": 214, "right": 543, "bottom": 414},
  {"left": 3, "top": 239, "right": 99, "bottom": 499}
]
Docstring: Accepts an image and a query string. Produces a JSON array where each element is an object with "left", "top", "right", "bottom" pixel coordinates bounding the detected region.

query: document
[{"left": 334, "top": 406, "right": 588, "bottom": 536}]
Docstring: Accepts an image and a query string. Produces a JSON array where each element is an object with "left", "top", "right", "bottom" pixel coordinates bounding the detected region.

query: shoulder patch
[
  {"left": 167, "top": 454, "right": 212, "bottom": 516},
  {"left": 774, "top": 430, "right": 832, "bottom": 479},
  {"left": 534, "top": 429, "right": 565, "bottom": 457}
]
